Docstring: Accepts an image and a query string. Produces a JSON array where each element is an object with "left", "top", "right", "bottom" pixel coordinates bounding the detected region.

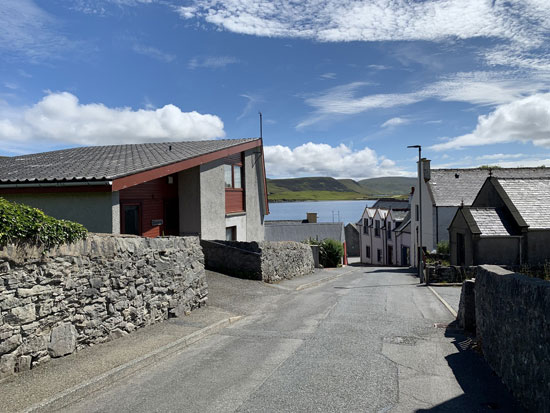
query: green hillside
[{"left": 267, "top": 176, "right": 415, "bottom": 202}]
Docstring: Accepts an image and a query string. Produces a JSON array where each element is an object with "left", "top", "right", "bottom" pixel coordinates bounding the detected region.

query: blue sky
[{"left": 1, "top": 0, "right": 550, "bottom": 179}]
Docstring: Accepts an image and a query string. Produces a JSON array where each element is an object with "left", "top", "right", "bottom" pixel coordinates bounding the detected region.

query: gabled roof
[
  {"left": 466, "top": 207, "right": 517, "bottom": 237},
  {"left": 496, "top": 178, "right": 550, "bottom": 229},
  {"left": 394, "top": 211, "right": 411, "bottom": 233},
  {"left": 428, "top": 168, "right": 550, "bottom": 207},
  {"left": 0, "top": 139, "right": 259, "bottom": 184},
  {"left": 391, "top": 210, "right": 409, "bottom": 221},
  {"left": 372, "top": 198, "right": 409, "bottom": 210}
]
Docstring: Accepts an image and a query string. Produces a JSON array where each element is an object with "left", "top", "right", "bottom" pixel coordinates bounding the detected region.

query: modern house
[
  {"left": 358, "top": 206, "right": 409, "bottom": 266},
  {"left": 449, "top": 177, "right": 550, "bottom": 266},
  {"left": 0, "top": 139, "right": 269, "bottom": 241},
  {"left": 409, "top": 161, "right": 550, "bottom": 267}
]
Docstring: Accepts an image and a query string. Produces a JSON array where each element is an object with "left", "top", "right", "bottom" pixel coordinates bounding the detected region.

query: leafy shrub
[
  {"left": 0, "top": 198, "right": 87, "bottom": 250},
  {"left": 319, "top": 238, "right": 344, "bottom": 268},
  {"left": 436, "top": 241, "right": 450, "bottom": 255}
]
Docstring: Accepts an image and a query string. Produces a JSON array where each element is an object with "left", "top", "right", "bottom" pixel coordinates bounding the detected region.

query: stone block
[
  {"left": 17, "top": 285, "right": 52, "bottom": 298},
  {"left": 48, "top": 323, "right": 77, "bottom": 357},
  {"left": 0, "top": 333, "right": 21, "bottom": 355},
  {"left": 10, "top": 303, "right": 36, "bottom": 324},
  {"left": 16, "top": 355, "right": 32, "bottom": 372},
  {"left": 0, "top": 353, "right": 16, "bottom": 378}
]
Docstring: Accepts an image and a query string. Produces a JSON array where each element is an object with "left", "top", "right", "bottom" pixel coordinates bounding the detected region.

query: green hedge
[
  {"left": 304, "top": 237, "right": 344, "bottom": 268},
  {"left": 0, "top": 198, "right": 87, "bottom": 249}
]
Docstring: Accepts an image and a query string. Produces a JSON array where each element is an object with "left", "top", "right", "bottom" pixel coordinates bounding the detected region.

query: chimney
[
  {"left": 422, "top": 158, "right": 431, "bottom": 181},
  {"left": 306, "top": 212, "right": 317, "bottom": 223}
]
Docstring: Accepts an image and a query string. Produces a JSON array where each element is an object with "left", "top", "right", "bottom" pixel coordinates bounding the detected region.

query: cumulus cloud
[
  {"left": 430, "top": 93, "right": 550, "bottom": 151},
  {"left": 381, "top": 117, "right": 410, "bottom": 128},
  {"left": 264, "top": 142, "right": 409, "bottom": 179},
  {"left": 0, "top": 92, "right": 225, "bottom": 152},
  {"left": 298, "top": 72, "right": 546, "bottom": 128}
]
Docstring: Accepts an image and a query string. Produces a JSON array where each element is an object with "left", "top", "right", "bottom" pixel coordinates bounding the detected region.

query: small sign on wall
[{"left": 152, "top": 219, "right": 164, "bottom": 226}]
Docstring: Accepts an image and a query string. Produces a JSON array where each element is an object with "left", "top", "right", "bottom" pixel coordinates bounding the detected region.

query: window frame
[{"left": 375, "top": 220, "right": 381, "bottom": 237}]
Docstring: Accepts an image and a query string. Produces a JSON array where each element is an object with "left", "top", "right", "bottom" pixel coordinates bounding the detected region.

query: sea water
[{"left": 267, "top": 200, "right": 376, "bottom": 225}]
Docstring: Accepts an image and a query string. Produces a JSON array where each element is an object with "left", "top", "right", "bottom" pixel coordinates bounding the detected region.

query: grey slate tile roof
[
  {"left": 265, "top": 222, "right": 345, "bottom": 243},
  {"left": 372, "top": 198, "right": 409, "bottom": 210},
  {"left": 0, "top": 139, "right": 258, "bottom": 183},
  {"left": 394, "top": 211, "right": 411, "bottom": 232},
  {"left": 429, "top": 168, "right": 550, "bottom": 207},
  {"left": 468, "top": 207, "right": 516, "bottom": 236},
  {"left": 391, "top": 210, "right": 409, "bottom": 221},
  {"left": 497, "top": 178, "right": 550, "bottom": 229}
]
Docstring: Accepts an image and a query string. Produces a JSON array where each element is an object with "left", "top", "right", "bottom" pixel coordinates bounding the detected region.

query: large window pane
[
  {"left": 224, "top": 165, "right": 233, "bottom": 188},
  {"left": 234, "top": 166, "right": 242, "bottom": 188}
]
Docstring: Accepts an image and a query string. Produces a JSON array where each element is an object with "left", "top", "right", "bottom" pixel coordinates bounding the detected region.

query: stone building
[
  {"left": 0, "top": 139, "right": 269, "bottom": 241},
  {"left": 449, "top": 176, "right": 550, "bottom": 266},
  {"left": 409, "top": 162, "right": 550, "bottom": 267}
]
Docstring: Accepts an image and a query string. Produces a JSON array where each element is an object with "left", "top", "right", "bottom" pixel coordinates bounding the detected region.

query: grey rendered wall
[
  {"left": 436, "top": 206, "right": 457, "bottom": 243},
  {"left": 344, "top": 224, "right": 360, "bottom": 256},
  {"left": 449, "top": 211, "right": 474, "bottom": 266},
  {"left": 2, "top": 192, "right": 114, "bottom": 233},
  {"left": 526, "top": 231, "right": 550, "bottom": 265},
  {"left": 199, "top": 159, "right": 226, "bottom": 240},
  {"left": 178, "top": 167, "right": 201, "bottom": 235},
  {"left": 244, "top": 149, "right": 265, "bottom": 241},
  {"left": 475, "top": 238, "right": 519, "bottom": 266},
  {"left": 111, "top": 192, "right": 120, "bottom": 234}
]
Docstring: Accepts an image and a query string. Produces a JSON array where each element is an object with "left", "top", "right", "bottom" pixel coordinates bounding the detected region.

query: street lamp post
[{"left": 408, "top": 145, "right": 423, "bottom": 282}]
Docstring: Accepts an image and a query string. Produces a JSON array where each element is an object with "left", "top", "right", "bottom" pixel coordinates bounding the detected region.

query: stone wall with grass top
[{"left": 0, "top": 234, "right": 206, "bottom": 379}]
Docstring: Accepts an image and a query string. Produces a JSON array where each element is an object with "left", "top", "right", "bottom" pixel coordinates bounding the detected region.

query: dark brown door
[
  {"left": 457, "top": 233, "right": 465, "bottom": 265},
  {"left": 122, "top": 203, "right": 141, "bottom": 235}
]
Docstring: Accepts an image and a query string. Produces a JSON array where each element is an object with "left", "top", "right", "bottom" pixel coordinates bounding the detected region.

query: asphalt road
[{"left": 64, "top": 267, "right": 520, "bottom": 412}]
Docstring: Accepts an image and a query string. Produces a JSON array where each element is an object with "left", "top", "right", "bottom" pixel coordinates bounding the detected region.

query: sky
[{"left": 1, "top": 0, "right": 550, "bottom": 179}]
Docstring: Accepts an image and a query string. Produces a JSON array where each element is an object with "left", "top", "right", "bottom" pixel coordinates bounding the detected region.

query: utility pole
[
  {"left": 259, "top": 112, "right": 263, "bottom": 139},
  {"left": 408, "top": 145, "right": 423, "bottom": 282}
]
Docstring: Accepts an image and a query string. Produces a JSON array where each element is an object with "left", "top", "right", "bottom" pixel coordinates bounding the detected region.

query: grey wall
[
  {"left": 475, "top": 237, "right": 519, "bottom": 265},
  {"left": 474, "top": 265, "right": 550, "bottom": 412},
  {"left": 2, "top": 192, "right": 114, "bottom": 233},
  {"left": 244, "top": 149, "right": 265, "bottom": 241},
  {"left": 449, "top": 211, "right": 474, "bottom": 266},
  {"left": 0, "top": 234, "right": 206, "bottom": 379},
  {"left": 199, "top": 159, "right": 226, "bottom": 240},
  {"left": 344, "top": 224, "right": 360, "bottom": 256},
  {"left": 201, "top": 240, "right": 314, "bottom": 283},
  {"left": 526, "top": 231, "right": 550, "bottom": 265},
  {"left": 436, "top": 206, "right": 457, "bottom": 243},
  {"left": 178, "top": 167, "right": 201, "bottom": 235}
]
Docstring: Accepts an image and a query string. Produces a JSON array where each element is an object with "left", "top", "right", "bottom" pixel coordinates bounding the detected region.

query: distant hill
[{"left": 267, "top": 176, "right": 415, "bottom": 202}]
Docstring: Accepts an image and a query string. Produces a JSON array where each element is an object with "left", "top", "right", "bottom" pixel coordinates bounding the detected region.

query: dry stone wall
[
  {"left": 474, "top": 265, "right": 550, "bottom": 412},
  {"left": 201, "top": 240, "right": 314, "bottom": 283},
  {"left": 0, "top": 234, "right": 206, "bottom": 378}
]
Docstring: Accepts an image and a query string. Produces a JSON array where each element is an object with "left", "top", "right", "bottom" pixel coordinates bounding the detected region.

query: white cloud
[
  {"left": 320, "top": 72, "right": 336, "bottom": 80},
  {"left": 264, "top": 142, "right": 409, "bottom": 179},
  {"left": 0, "top": 0, "right": 73, "bottom": 61},
  {"left": 132, "top": 44, "right": 175, "bottom": 62},
  {"left": 178, "top": 1, "right": 548, "bottom": 46},
  {"left": 430, "top": 93, "right": 550, "bottom": 151},
  {"left": 298, "top": 72, "right": 547, "bottom": 128},
  {"left": 188, "top": 56, "right": 240, "bottom": 69},
  {"left": 381, "top": 117, "right": 410, "bottom": 128},
  {"left": 0, "top": 92, "right": 225, "bottom": 152},
  {"left": 476, "top": 153, "right": 529, "bottom": 161},
  {"left": 237, "top": 94, "right": 262, "bottom": 121}
]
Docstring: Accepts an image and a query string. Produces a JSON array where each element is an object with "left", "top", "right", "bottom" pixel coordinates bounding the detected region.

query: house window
[
  {"left": 224, "top": 165, "right": 242, "bottom": 189},
  {"left": 377, "top": 249, "right": 382, "bottom": 262},
  {"left": 226, "top": 226, "right": 237, "bottom": 241},
  {"left": 366, "top": 246, "right": 371, "bottom": 258},
  {"left": 363, "top": 218, "right": 368, "bottom": 234},
  {"left": 375, "top": 220, "right": 380, "bottom": 237},
  {"left": 415, "top": 205, "right": 419, "bottom": 221},
  {"left": 387, "top": 222, "right": 392, "bottom": 239}
]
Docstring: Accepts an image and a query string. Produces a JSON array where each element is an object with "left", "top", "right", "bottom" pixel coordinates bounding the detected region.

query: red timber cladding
[
  {"left": 223, "top": 153, "right": 245, "bottom": 214},
  {"left": 119, "top": 175, "right": 178, "bottom": 238}
]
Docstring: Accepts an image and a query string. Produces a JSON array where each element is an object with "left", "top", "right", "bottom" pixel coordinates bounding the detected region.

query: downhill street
[{"left": 62, "top": 266, "right": 518, "bottom": 412}]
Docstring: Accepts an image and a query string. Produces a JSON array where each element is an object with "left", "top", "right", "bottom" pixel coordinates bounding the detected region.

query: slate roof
[
  {"left": 264, "top": 222, "right": 345, "bottom": 243},
  {"left": 497, "top": 178, "right": 550, "bottom": 229},
  {"left": 372, "top": 198, "right": 409, "bottom": 210},
  {"left": 0, "top": 139, "right": 258, "bottom": 184},
  {"left": 394, "top": 211, "right": 411, "bottom": 232},
  {"left": 391, "top": 210, "right": 409, "bottom": 221},
  {"left": 467, "top": 207, "right": 516, "bottom": 236},
  {"left": 428, "top": 168, "right": 550, "bottom": 207}
]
